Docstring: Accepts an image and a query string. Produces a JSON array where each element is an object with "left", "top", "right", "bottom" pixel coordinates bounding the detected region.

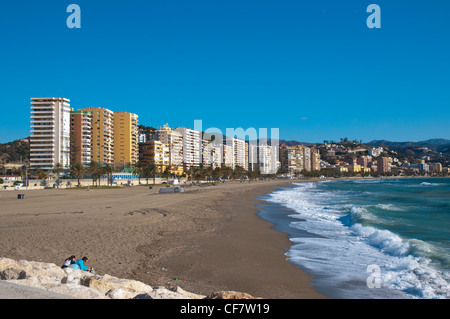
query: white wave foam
[
  {"left": 265, "top": 183, "right": 450, "bottom": 299},
  {"left": 375, "top": 204, "right": 407, "bottom": 211},
  {"left": 352, "top": 179, "right": 383, "bottom": 184},
  {"left": 420, "top": 182, "right": 442, "bottom": 186},
  {"left": 349, "top": 206, "right": 379, "bottom": 224},
  {"left": 351, "top": 224, "right": 410, "bottom": 256}
]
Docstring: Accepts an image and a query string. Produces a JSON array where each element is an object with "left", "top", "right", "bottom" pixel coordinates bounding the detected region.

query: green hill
[{"left": 0, "top": 138, "right": 30, "bottom": 164}]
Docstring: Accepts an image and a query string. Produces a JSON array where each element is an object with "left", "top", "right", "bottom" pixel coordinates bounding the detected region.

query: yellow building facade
[
  {"left": 114, "top": 112, "right": 139, "bottom": 165},
  {"left": 79, "top": 107, "right": 115, "bottom": 164}
]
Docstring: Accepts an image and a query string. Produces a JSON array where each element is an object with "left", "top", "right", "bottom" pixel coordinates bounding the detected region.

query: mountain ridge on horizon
[{"left": 278, "top": 138, "right": 450, "bottom": 147}]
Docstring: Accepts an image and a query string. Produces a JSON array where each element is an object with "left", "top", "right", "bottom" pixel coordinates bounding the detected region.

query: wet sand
[{"left": 0, "top": 180, "right": 324, "bottom": 299}]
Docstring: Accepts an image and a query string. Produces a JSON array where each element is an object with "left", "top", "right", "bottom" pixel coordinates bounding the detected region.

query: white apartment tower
[
  {"left": 30, "top": 97, "right": 71, "bottom": 171},
  {"left": 249, "top": 143, "right": 280, "bottom": 174},
  {"left": 202, "top": 139, "right": 223, "bottom": 168},
  {"left": 224, "top": 136, "right": 247, "bottom": 169},
  {"left": 157, "top": 125, "right": 184, "bottom": 167},
  {"left": 175, "top": 127, "right": 201, "bottom": 167}
]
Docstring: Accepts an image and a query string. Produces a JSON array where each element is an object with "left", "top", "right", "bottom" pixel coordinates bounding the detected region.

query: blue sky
[{"left": 0, "top": 0, "right": 449, "bottom": 143}]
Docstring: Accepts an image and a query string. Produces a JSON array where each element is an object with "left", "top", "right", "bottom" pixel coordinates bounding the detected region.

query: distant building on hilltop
[{"left": 369, "top": 147, "right": 384, "bottom": 157}]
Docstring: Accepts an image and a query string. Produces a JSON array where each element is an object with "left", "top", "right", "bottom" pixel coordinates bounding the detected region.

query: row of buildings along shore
[
  {"left": 29, "top": 97, "right": 321, "bottom": 176},
  {"left": 27, "top": 97, "right": 448, "bottom": 178}
]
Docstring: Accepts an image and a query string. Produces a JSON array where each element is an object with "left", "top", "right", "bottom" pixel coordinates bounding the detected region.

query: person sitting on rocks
[
  {"left": 70, "top": 257, "right": 92, "bottom": 272},
  {"left": 61, "top": 255, "right": 76, "bottom": 269}
]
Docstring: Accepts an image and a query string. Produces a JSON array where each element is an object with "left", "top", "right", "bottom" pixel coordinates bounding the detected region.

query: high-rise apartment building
[
  {"left": 231, "top": 138, "right": 246, "bottom": 169},
  {"left": 357, "top": 156, "right": 371, "bottom": 168},
  {"left": 222, "top": 144, "right": 234, "bottom": 168},
  {"left": 280, "top": 145, "right": 303, "bottom": 174},
  {"left": 280, "top": 144, "right": 320, "bottom": 174},
  {"left": 429, "top": 162, "right": 443, "bottom": 174},
  {"left": 223, "top": 136, "right": 247, "bottom": 169},
  {"left": 202, "top": 139, "right": 223, "bottom": 168},
  {"left": 70, "top": 110, "right": 92, "bottom": 166},
  {"left": 303, "top": 147, "right": 311, "bottom": 172},
  {"left": 114, "top": 112, "right": 139, "bottom": 165},
  {"left": 79, "top": 107, "right": 115, "bottom": 164},
  {"left": 248, "top": 143, "right": 258, "bottom": 172},
  {"left": 175, "top": 127, "right": 201, "bottom": 167},
  {"left": 377, "top": 157, "right": 390, "bottom": 174},
  {"left": 157, "top": 125, "right": 184, "bottom": 167},
  {"left": 202, "top": 139, "right": 214, "bottom": 168},
  {"left": 311, "top": 148, "right": 321, "bottom": 171},
  {"left": 249, "top": 144, "right": 280, "bottom": 174},
  {"left": 30, "top": 97, "right": 71, "bottom": 171}
]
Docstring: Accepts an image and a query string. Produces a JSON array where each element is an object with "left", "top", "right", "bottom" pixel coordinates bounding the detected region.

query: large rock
[
  {"left": 47, "top": 283, "right": 108, "bottom": 299},
  {"left": 83, "top": 274, "right": 154, "bottom": 298},
  {"left": 0, "top": 268, "right": 27, "bottom": 280},
  {"left": 206, "top": 291, "right": 260, "bottom": 299},
  {"left": 138, "top": 287, "right": 194, "bottom": 299},
  {"left": 0, "top": 258, "right": 66, "bottom": 284}
]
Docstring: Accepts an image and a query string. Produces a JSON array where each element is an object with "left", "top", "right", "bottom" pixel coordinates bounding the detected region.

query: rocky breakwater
[{"left": 0, "top": 257, "right": 258, "bottom": 299}]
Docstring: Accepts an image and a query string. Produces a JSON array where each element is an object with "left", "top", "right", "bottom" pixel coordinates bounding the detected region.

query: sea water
[{"left": 258, "top": 178, "right": 450, "bottom": 299}]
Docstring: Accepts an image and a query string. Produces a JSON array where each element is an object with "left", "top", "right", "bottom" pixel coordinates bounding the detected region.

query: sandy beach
[{"left": 0, "top": 180, "right": 324, "bottom": 299}]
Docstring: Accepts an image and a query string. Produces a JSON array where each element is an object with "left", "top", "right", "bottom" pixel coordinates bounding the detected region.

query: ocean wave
[
  {"left": 266, "top": 182, "right": 450, "bottom": 299},
  {"left": 349, "top": 217, "right": 450, "bottom": 298},
  {"left": 375, "top": 204, "right": 407, "bottom": 212},
  {"left": 352, "top": 179, "right": 383, "bottom": 184},
  {"left": 420, "top": 182, "right": 442, "bottom": 186},
  {"left": 351, "top": 224, "right": 410, "bottom": 256}
]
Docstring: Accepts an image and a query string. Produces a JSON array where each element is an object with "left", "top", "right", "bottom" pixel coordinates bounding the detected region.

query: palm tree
[
  {"left": 70, "top": 162, "right": 85, "bottom": 187},
  {"left": 36, "top": 169, "right": 48, "bottom": 181},
  {"left": 231, "top": 166, "right": 246, "bottom": 180},
  {"left": 204, "top": 166, "right": 214, "bottom": 182},
  {"left": 183, "top": 165, "right": 193, "bottom": 183},
  {"left": 19, "top": 165, "right": 27, "bottom": 182},
  {"left": 220, "top": 166, "right": 233, "bottom": 180},
  {"left": 53, "top": 163, "right": 63, "bottom": 188},
  {"left": 104, "top": 163, "right": 114, "bottom": 186},
  {"left": 162, "top": 165, "right": 172, "bottom": 180},
  {"left": 143, "top": 162, "right": 158, "bottom": 185},
  {"left": 133, "top": 161, "right": 145, "bottom": 185},
  {"left": 247, "top": 169, "right": 260, "bottom": 181},
  {"left": 192, "top": 166, "right": 205, "bottom": 182},
  {"left": 53, "top": 163, "right": 63, "bottom": 178},
  {"left": 88, "top": 161, "right": 103, "bottom": 186},
  {"left": 212, "top": 167, "right": 222, "bottom": 181}
]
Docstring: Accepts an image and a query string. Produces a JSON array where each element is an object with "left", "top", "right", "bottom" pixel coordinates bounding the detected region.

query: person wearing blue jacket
[{"left": 74, "top": 257, "right": 92, "bottom": 272}]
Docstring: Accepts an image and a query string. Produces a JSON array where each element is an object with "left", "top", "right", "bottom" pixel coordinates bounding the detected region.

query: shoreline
[
  {"left": 153, "top": 180, "right": 325, "bottom": 298},
  {"left": 0, "top": 180, "right": 325, "bottom": 299}
]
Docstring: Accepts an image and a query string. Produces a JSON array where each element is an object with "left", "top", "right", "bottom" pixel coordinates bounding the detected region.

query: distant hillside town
[{"left": 0, "top": 97, "right": 449, "bottom": 185}]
